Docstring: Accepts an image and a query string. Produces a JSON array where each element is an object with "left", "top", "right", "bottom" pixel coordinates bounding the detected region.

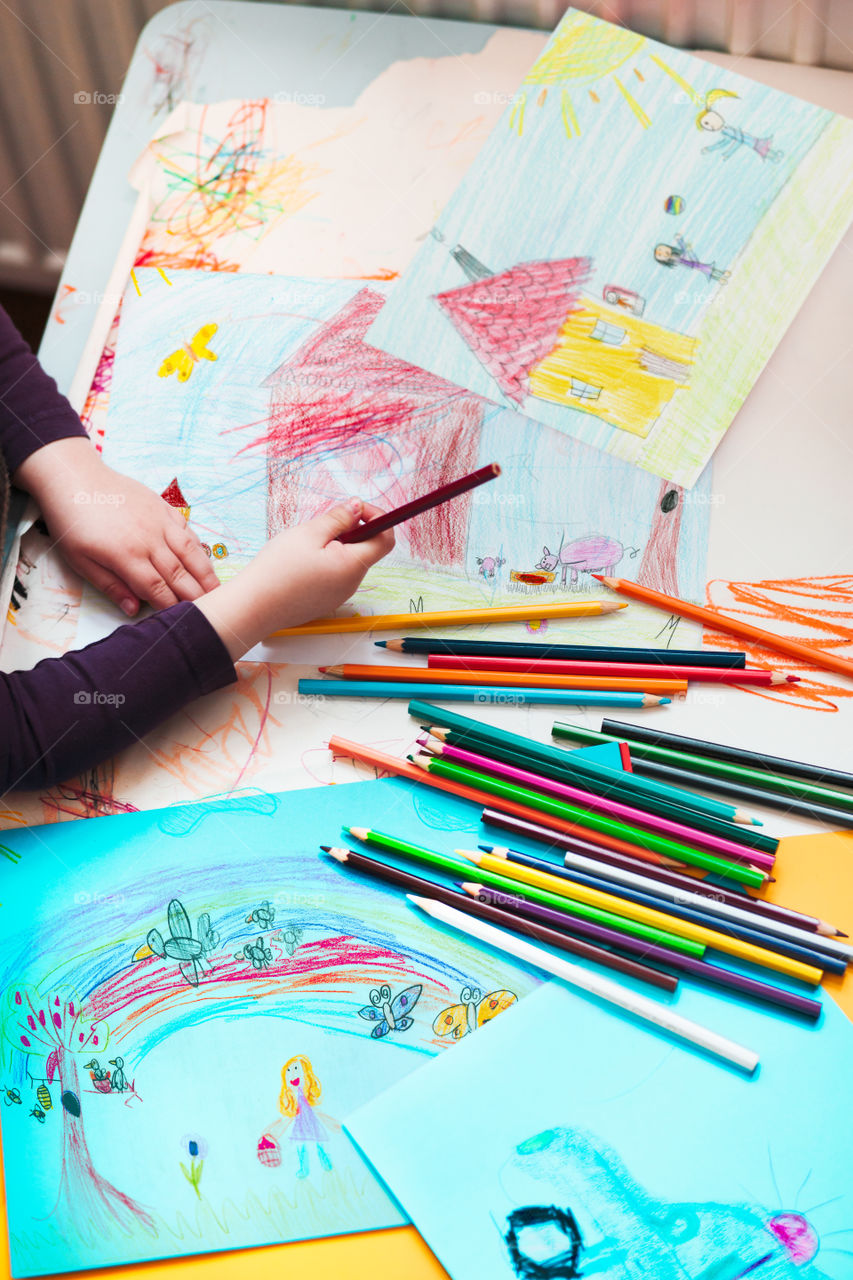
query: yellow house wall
[{"left": 528, "top": 298, "right": 697, "bottom": 437}]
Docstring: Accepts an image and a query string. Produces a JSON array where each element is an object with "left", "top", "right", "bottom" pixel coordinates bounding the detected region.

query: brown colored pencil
[
  {"left": 321, "top": 845, "right": 678, "bottom": 991},
  {"left": 337, "top": 462, "right": 501, "bottom": 543}
]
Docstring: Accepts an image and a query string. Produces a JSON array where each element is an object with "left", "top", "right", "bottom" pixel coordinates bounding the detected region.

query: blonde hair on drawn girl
[
  {"left": 696, "top": 87, "right": 738, "bottom": 128},
  {"left": 278, "top": 1055, "right": 321, "bottom": 1117}
]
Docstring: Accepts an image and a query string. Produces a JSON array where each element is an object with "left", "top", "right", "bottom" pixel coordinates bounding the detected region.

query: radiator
[{"left": 0, "top": 0, "right": 850, "bottom": 291}]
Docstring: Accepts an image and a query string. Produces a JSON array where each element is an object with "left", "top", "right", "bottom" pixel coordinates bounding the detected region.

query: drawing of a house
[
  {"left": 435, "top": 256, "right": 696, "bottom": 437},
  {"left": 259, "top": 289, "right": 483, "bottom": 568}
]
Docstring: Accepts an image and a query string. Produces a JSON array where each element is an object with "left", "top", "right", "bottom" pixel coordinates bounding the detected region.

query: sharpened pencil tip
[
  {"left": 347, "top": 826, "right": 369, "bottom": 840},
  {"left": 375, "top": 641, "right": 388, "bottom": 647},
  {"left": 319, "top": 845, "right": 332, "bottom": 853},
  {"left": 324, "top": 847, "right": 348, "bottom": 863}
]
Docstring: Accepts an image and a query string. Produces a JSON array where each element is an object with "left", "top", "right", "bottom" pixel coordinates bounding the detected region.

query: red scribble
[
  {"left": 144, "top": 19, "right": 207, "bottom": 116},
  {"left": 704, "top": 575, "right": 853, "bottom": 711},
  {"left": 434, "top": 258, "right": 591, "bottom": 404},
  {"left": 637, "top": 479, "right": 684, "bottom": 596},
  {"left": 250, "top": 288, "right": 483, "bottom": 567}
]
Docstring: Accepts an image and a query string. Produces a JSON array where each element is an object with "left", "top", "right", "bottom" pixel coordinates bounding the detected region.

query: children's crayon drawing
[
  {"left": 76, "top": 267, "right": 711, "bottom": 664},
  {"left": 348, "top": 983, "right": 853, "bottom": 1280},
  {"left": 366, "top": 8, "right": 853, "bottom": 488},
  {"left": 0, "top": 779, "right": 538, "bottom": 1275}
]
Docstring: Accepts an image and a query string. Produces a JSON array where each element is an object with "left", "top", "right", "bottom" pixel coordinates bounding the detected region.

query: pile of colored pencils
[
  {"left": 324, "top": 702, "right": 851, "bottom": 1034},
  {"left": 300, "top": 636, "right": 799, "bottom": 705},
  {"left": 551, "top": 719, "right": 853, "bottom": 829}
]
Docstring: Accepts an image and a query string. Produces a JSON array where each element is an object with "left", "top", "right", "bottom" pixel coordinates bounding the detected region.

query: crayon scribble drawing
[
  {"left": 367, "top": 8, "right": 853, "bottom": 487},
  {"left": 0, "top": 780, "right": 537, "bottom": 1276},
  {"left": 347, "top": 984, "right": 853, "bottom": 1280},
  {"left": 78, "top": 267, "right": 711, "bottom": 657}
]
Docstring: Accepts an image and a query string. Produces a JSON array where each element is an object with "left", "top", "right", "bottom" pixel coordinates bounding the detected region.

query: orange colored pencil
[
  {"left": 326, "top": 736, "right": 764, "bottom": 884},
  {"left": 593, "top": 576, "right": 853, "bottom": 681},
  {"left": 320, "top": 664, "right": 687, "bottom": 695}
]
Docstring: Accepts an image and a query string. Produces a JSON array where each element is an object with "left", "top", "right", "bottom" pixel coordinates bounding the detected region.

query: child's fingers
[
  {"left": 75, "top": 555, "right": 141, "bottom": 618},
  {"left": 345, "top": 502, "right": 395, "bottom": 566},
  {"left": 164, "top": 522, "right": 220, "bottom": 593},
  {"left": 147, "top": 549, "right": 203, "bottom": 606},
  {"left": 314, "top": 498, "right": 363, "bottom": 544}
]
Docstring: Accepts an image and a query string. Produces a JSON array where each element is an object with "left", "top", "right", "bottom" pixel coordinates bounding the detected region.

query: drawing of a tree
[
  {"left": 637, "top": 479, "right": 684, "bottom": 597},
  {"left": 3, "top": 987, "right": 154, "bottom": 1233}
]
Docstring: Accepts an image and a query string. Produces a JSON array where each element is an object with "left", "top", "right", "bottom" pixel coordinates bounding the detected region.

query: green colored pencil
[
  {"left": 455, "top": 864, "right": 705, "bottom": 957},
  {"left": 407, "top": 699, "right": 759, "bottom": 827},
  {"left": 345, "top": 827, "right": 471, "bottom": 877},
  {"left": 430, "top": 728, "right": 777, "bottom": 856},
  {"left": 410, "top": 754, "right": 766, "bottom": 888}
]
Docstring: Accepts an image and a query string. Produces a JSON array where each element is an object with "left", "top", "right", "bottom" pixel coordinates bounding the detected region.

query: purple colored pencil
[
  {"left": 423, "top": 737, "right": 775, "bottom": 869},
  {"left": 468, "top": 885, "right": 821, "bottom": 1021}
]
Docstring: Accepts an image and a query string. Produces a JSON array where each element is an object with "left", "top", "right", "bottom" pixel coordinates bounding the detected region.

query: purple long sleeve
[
  {"left": 1, "top": 602, "right": 237, "bottom": 792},
  {"left": 0, "top": 304, "right": 88, "bottom": 473}
]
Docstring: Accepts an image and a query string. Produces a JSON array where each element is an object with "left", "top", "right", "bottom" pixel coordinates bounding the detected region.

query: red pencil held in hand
[{"left": 337, "top": 463, "right": 501, "bottom": 543}]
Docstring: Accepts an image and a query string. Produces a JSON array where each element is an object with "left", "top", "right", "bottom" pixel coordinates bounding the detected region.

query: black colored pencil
[
  {"left": 321, "top": 846, "right": 677, "bottom": 991},
  {"left": 379, "top": 638, "right": 746, "bottom": 667},
  {"left": 600, "top": 719, "right": 853, "bottom": 794}
]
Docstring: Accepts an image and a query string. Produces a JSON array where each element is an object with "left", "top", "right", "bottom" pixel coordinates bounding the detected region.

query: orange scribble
[
  {"left": 704, "top": 576, "right": 853, "bottom": 711},
  {"left": 53, "top": 283, "right": 76, "bottom": 324}
]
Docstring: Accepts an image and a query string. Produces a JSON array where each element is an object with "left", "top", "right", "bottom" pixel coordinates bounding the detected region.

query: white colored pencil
[
  {"left": 561, "top": 850, "right": 853, "bottom": 963},
  {"left": 406, "top": 894, "right": 759, "bottom": 1075}
]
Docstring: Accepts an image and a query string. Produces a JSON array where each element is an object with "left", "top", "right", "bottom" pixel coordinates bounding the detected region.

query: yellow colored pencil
[
  {"left": 459, "top": 850, "right": 823, "bottom": 987},
  {"left": 272, "top": 600, "right": 626, "bottom": 637}
]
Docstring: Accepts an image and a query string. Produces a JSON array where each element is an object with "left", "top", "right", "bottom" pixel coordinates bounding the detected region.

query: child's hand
[
  {"left": 14, "top": 439, "right": 219, "bottom": 614},
  {"left": 196, "top": 498, "right": 394, "bottom": 660}
]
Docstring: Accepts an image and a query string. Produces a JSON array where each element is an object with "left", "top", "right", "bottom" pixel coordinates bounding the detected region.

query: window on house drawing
[
  {"left": 590, "top": 320, "right": 626, "bottom": 345},
  {"left": 569, "top": 377, "right": 602, "bottom": 401}
]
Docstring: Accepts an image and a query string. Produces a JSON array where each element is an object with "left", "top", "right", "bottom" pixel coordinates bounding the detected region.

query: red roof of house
[{"left": 161, "top": 477, "right": 189, "bottom": 508}]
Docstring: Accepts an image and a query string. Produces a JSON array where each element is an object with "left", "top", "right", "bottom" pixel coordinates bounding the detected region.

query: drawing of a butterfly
[
  {"left": 433, "top": 985, "right": 516, "bottom": 1040},
  {"left": 158, "top": 323, "right": 218, "bottom": 382},
  {"left": 358, "top": 982, "right": 422, "bottom": 1039}
]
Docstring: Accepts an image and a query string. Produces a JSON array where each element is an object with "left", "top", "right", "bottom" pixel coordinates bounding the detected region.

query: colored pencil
[
  {"left": 272, "top": 599, "right": 626, "bottom": 636},
  {"left": 458, "top": 850, "right": 823, "bottom": 985},
  {"left": 420, "top": 738, "right": 774, "bottom": 869},
  {"left": 549, "top": 850, "right": 853, "bottom": 962},
  {"left": 300, "top": 680, "right": 668, "bottom": 707},
  {"left": 321, "top": 664, "right": 688, "bottom": 695},
  {"left": 379, "top": 638, "right": 747, "bottom": 667},
  {"left": 470, "top": 848, "right": 845, "bottom": 974},
  {"left": 410, "top": 752, "right": 771, "bottom": 883},
  {"left": 464, "top": 885, "right": 821, "bottom": 1021},
  {"left": 424, "top": 730, "right": 777, "bottom": 857},
  {"left": 600, "top": 719, "right": 853, "bottom": 813},
  {"left": 327, "top": 735, "right": 765, "bottom": 887},
  {"left": 408, "top": 896, "right": 760, "bottom": 1073},
  {"left": 337, "top": 462, "right": 501, "bottom": 544},
  {"left": 408, "top": 700, "right": 759, "bottom": 826},
  {"left": 597, "top": 720, "right": 853, "bottom": 795},
  {"left": 344, "top": 832, "right": 700, "bottom": 954},
  {"left": 553, "top": 720, "right": 853, "bottom": 829},
  {"left": 593, "top": 575, "right": 853, "bottom": 681},
  {"left": 427, "top": 655, "right": 796, "bottom": 686},
  {"left": 321, "top": 846, "right": 679, "bottom": 990}
]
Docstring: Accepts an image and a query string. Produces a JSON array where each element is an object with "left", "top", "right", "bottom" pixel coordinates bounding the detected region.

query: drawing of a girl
[
  {"left": 260, "top": 1055, "right": 340, "bottom": 1179},
  {"left": 654, "top": 235, "right": 730, "bottom": 283},
  {"left": 697, "top": 88, "right": 783, "bottom": 162}
]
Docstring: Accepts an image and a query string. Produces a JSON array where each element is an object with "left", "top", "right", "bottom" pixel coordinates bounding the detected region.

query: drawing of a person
[
  {"left": 697, "top": 88, "right": 783, "bottom": 162},
  {"left": 260, "top": 1055, "right": 340, "bottom": 1179},
  {"left": 654, "top": 235, "right": 730, "bottom": 283}
]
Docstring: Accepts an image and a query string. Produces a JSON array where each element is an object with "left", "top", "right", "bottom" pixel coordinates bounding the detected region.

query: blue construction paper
[
  {"left": 0, "top": 777, "right": 553, "bottom": 1276},
  {"left": 348, "top": 982, "right": 853, "bottom": 1280}
]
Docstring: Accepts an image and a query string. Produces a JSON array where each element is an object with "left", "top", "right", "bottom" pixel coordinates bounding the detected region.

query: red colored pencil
[
  {"left": 428, "top": 654, "right": 798, "bottom": 686},
  {"left": 337, "top": 462, "right": 501, "bottom": 544}
]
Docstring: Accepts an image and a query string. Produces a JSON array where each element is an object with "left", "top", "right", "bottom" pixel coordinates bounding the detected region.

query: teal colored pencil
[{"left": 298, "top": 681, "right": 669, "bottom": 707}]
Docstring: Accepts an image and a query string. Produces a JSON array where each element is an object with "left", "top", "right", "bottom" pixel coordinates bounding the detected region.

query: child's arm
[
  {"left": 1, "top": 305, "right": 218, "bottom": 614},
  {"left": 1, "top": 499, "right": 392, "bottom": 792}
]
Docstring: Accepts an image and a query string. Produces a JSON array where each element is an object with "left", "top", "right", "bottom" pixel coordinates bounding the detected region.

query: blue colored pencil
[{"left": 297, "top": 680, "right": 669, "bottom": 707}]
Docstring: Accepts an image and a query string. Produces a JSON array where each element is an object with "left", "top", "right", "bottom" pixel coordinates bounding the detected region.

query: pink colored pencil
[
  {"left": 419, "top": 737, "right": 775, "bottom": 870},
  {"left": 428, "top": 654, "right": 798, "bottom": 686}
]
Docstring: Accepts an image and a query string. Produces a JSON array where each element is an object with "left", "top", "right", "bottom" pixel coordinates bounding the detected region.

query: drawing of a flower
[{"left": 180, "top": 1132, "right": 208, "bottom": 1198}]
